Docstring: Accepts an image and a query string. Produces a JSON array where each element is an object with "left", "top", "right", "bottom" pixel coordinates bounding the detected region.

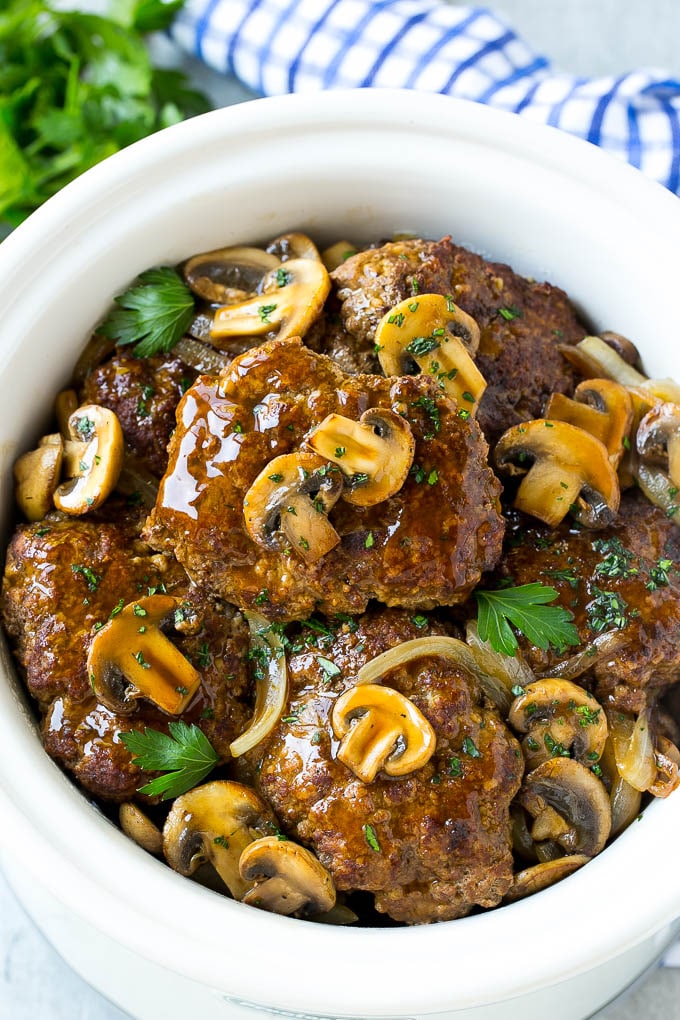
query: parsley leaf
[
  {"left": 99, "top": 267, "right": 195, "bottom": 356},
  {"left": 120, "top": 721, "right": 218, "bottom": 800},
  {"left": 0, "top": 1, "right": 210, "bottom": 232},
  {"left": 474, "top": 583, "right": 580, "bottom": 657}
]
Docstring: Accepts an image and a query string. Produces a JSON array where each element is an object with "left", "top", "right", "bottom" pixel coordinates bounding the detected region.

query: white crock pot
[{"left": 1, "top": 90, "right": 680, "bottom": 1020}]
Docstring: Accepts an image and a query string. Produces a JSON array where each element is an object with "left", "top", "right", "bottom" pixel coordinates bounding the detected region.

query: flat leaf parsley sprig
[
  {"left": 121, "top": 721, "right": 218, "bottom": 800},
  {"left": 99, "top": 267, "right": 195, "bottom": 356},
  {"left": 474, "top": 583, "right": 580, "bottom": 657}
]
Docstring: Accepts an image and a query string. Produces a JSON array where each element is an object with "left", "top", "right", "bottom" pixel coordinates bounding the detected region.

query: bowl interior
[{"left": 1, "top": 90, "right": 679, "bottom": 1016}]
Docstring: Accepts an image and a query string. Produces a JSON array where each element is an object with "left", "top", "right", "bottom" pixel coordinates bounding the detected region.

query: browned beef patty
[
  {"left": 247, "top": 609, "right": 523, "bottom": 924},
  {"left": 144, "top": 336, "right": 504, "bottom": 621},
  {"left": 495, "top": 491, "right": 680, "bottom": 714},
  {"left": 1, "top": 506, "right": 252, "bottom": 799},
  {"left": 82, "top": 353, "right": 196, "bottom": 477},
  {"left": 331, "top": 237, "right": 586, "bottom": 441}
]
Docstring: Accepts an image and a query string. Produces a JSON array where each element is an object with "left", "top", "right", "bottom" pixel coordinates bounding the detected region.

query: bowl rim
[{"left": 1, "top": 88, "right": 680, "bottom": 1016}]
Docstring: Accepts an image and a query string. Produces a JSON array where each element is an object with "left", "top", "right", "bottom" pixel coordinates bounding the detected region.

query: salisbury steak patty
[
  {"left": 82, "top": 353, "right": 196, "bottom": 477},
  {"left": 144, "top": 336, "right": 504, "bottom": 621},
  {"left": 331, "top": 237, "right": 586, "bottom": 441},
  {"left": 248, "top": 609, "right": 523, "bottom": 924},
  {"left": 1, "top": 507, "right": 252, "bottom": 799},
  {"left": 496, "top": 491, "right": 680, "bottom": 714}
]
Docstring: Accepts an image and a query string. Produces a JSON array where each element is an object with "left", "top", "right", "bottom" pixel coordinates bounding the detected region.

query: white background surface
[{"left": 3, "top": 2, "right": 680, "bottom": 1017}]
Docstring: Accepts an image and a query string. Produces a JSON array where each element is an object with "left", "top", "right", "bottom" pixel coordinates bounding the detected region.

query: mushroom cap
[
  {"left": 13, "top": 435, "right": 63, "bottom": 521},
  {"left": 304, "top": 407, "right": 415, "bottom": 506},
  {"left": 518, "top": 758, "right": 612, "bottom": 858},
  {"left": 494, "top": 418, "right": 620, "bottom": 528},
  {"left": 210, "top": 257, "right": 330, "bottom": 344},
  {"left": 243, "top": 451, "right": 343, "bottom": 562},
  {"left": 87, "top": 594, "right": 202, "bottom": 715},
  {"left": 119, "top": 802, "right": 163, "bottom": 855},
  {"left": 375, "top": 293, "right": 485, "bottom": 414},
  {"left": 53, "top": 403, "right": 124, "bottom": 515},
  {"left": 331, "top": 682, "right": 436, "bottom": 784},
  {"left": 504, "top": 855, "right": 591, "bottom": 903},
  {"left": 163, "top": 780, "right": 278, "bottom": 900},
  {"left": 636, "top": 402, "right": 680, "bottom": 490},
  {"left": 544, "top": 379, "right": 633, "bottom": 467},
  {"left": 239, "top": 836, "right": 336, "bottom": 917},
  {"left": 266, "top": 232, "right": 321, "bottom": 262},
  {"left": 183, "top": 246, "right": 280, "bottom": 304},
  {"left": 508, "top": 678, "right": 608, "bottom": 770}
]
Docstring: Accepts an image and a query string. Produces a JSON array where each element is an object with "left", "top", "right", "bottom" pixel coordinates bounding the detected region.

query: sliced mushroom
[
  {"left": 494, "top": 419, "right": 620, "bottom": 528},
  {"left": 210, "top": 258, "right": 330, "bottom": 345},
  {"left": 163, "top": 781, "right": 278, "bottom": 899},
  {"left": 119, "top": 802, "right": 163, "bottom": 855},
  {"left": 266, "top": 232, "right": 321, "bottom": 262},
  {"left": 182, "top": 246, "right": 279, "bottom": 304},
  {"left": 321, "top": 240, "right": 358, "bottom": 272},
  {"left": 55, "top": 389, "right": 79, "bottom": 437},
  {"left": 505, "top": 855, "right": 591, "bottom": 903},
  {"left": 375, "top": 294, "right": 485, "bottom": 413},
  {"left": 599, "top": 331, "right": 642, "bottom": 368},
  {"left": 518, "top": 758, "right": 612, "bottom": 858},
  {"left": 53, "top": 404, "right": 124, "bottom": 515},
  {"left": 87, "top": 595, "right": 201, "bottom": 715},
  {"left": 544, "top": 379, "right": 633, "bottom": 467},
  {"left": 240, "top": 837, "right": 335, "bottom": 916},
  {"left": 331, "top": 682, "right": 436, "bottom": 783},
  {"left": 636, "top": 402, "right": 680, "bottom": 490},
  {"left": 304, "top": 408, "right": 415, "bottom": 506},
  {"left": 243, "top": 452, "right": 343, "bottom": 563},
  {"left": 14, "top": 434, "right": 64, "bottom": 521},
  {"left": 508, "top": 679, "right": 608, "bottom": 770}
]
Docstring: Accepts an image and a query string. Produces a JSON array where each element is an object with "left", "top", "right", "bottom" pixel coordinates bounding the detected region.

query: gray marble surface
[{"left": 3, "top": 2, "right": 680, "bottom": 1017}]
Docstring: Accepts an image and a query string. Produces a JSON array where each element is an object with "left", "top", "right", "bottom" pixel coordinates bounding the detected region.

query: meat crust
[
  {"left": 1, "top": 507, "right": 251, "bottom": 799},
  {"left": 82, "top": 353, "right": 195, "bottom": 476},
  {"left": 495, "top": 491, "right": 680, "bottom": 714},
  {"left": 248, "top": 609, "right": 523, "bottom": 924},
  {"left": 144, "top": 336, "right": 504, "bottom": 621},
  {"left": 331, "top": 237, "right": 586, "bottom": 441}
]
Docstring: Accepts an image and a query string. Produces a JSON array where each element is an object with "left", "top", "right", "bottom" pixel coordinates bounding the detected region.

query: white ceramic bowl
[{"left": 1, "top": 91, "right": 680, "bottom": 1020}]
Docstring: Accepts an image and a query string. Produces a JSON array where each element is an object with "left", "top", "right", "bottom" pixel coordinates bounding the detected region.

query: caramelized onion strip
[
  {"left": 229, "top": 613, "right": 288, "bottom": 757},
  {"left": 608, "top": 710, "right": 656, "bottom": 792},
  {"left": 540, "top": 629, "right": 625, "bottom": 682}
]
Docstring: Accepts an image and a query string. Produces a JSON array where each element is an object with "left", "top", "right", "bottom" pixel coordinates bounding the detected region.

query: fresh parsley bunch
[{"left": 0, "top": 0, "right": 210, "bottom": 231}]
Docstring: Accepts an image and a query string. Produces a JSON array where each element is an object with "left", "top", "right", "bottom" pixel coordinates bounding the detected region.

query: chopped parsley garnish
[
  {"left": 121, "top": 722, "right": 219, "bottom": 801},
  {"left": 197, "top": 642, "right": 211, "bottom": 668},
  {"left": 254, "top": 589, "right": 270, "bottom": 605},
  {"left": 388, "top": 312, "right": 405, "bottom": 327},
  {"left": 412, "top": 614, "right": 428, "bottom": 629},
  {"left": 475, "top": 583, "right": 579, "bottom": 657},
  {"left": 335, "top": 446, "right": 346, "bottom": 458},
  {"left": 462, "top": 736, "right": 481, "bottom": 758},
  {"left": 268, "top": 473, "right": 284, "bottom": 483},
  {"left": 100, "top": 268, "right": 195, "bottom": 357},
  {"left": 592, "top": 537, "right": 638, "bottom": 579},
  {"left": 427, "top": 469, "right": 439, "bottom": 486},
  {"left": 317, "top": 656, "right": 341, "bottom": 680},
  {"left": 448, "top": 756, "right": 462, "bottom": 777},
  {"left": 411, "top": 464, "right": 426, "bottom": 484},
  {"left": 498, "top": 305, "right": 522, "bottom": 321},
  {"left": 133, "top": 650, "right": 150, "bottom": 669},
  {"left": 71, "top": 563, "right": 101, "bottom": 592},
  {"left": 406, "top": 335, "right": 440, "bottom": 357},
  {"left": 363, "top": 823, "right": 381, "bottom": 852},
  {"left": 365, "top": 532, "right": 375, "bottom": 549},
  {"left": 647, "top": 558, "right": 673, "bottom": 591},
  {"left": 576, "top": 705, "right": 602, "bottom": 727},
  {"left": 544, "top": 568, "right": 579, "bottom": 590},
  {"left": 258, "top": 303, "right": 277, "bottom": 324},
  {"left": 587, "top": 588, "right": 630, "bottom": 633},
  {"left": 276, "top": 268, "right": 291, "bottom": 287},
  {"left": 544, "top": 733, "right": 570, "bottom": 757},
  {"left": 411, "top": 395, "right": 441, "bottom": 437},
  {"left": 213, "top": 835, "right": 230, "bottom": 849}
]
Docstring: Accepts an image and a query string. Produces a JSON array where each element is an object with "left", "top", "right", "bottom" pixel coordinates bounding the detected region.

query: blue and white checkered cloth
[{"left": 171, "top": 0, "right": 680, "bottom": 194}]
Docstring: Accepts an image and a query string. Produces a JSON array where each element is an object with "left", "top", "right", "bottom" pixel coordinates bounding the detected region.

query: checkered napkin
[{"left": 171, "top": 0, "right": 680, "bottom": 193}]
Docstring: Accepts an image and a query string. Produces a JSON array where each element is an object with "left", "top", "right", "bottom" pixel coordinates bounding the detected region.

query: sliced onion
[
  {"left": 465, "top": 621, "right": 535, "bottom": 714},
  {"left": 540, "top": 629, "right": 625, "bottom": 682},
  {"left": 599, "top": 735, "right": 642, "bottom": 835},
  {"left": 116, "top": 455, "right": 160, "bottom": 509},
  {"left": 560, "top": 336, "right": 646, "bottom": 387},
  {"left": 174, "top": 336, "right": 230, "bottom": 375},
  {"left": 311, "top": 903, "right": 359, "bottom": 925},
  {"left": 72, "top": 332, "right": 117, "bottom": 383},
  {"left": 229, "top": 612, "right": 288, "bottom": 757},
  {"left": 356, "top": 635, "right": 512, "bottom": 711},
  {"left": 609, "top": 709, "right": 656, "bottom": 792},
  {"left": 634, "top": 461, "right": 679, "bottom": 519}
]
